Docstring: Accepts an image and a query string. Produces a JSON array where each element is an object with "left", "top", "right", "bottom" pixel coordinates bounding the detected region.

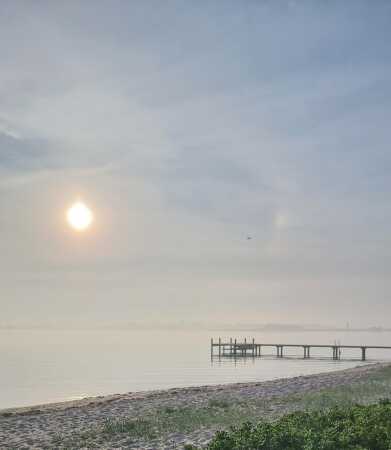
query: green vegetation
[
  {"left": 285, "top": 365, "right": 391, "bottom": 408},
  {"left": 99, "top": 366, "right": 391, "bottom": 442},
  {"left": 103, "top": 417, "right": 156, "bottom": 439},
  {"left": 102, "top": 400, "right": 248, "bottom": 438},
  {"left": 50, "top": 366, "right": 391, "bottom": 448},
  {"left": 203, "top": 401, "right": 391, "bottom": 450}
]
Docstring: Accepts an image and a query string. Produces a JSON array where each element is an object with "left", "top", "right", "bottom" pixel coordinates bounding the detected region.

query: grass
[
  {"left": 103, "top": 417, "right": 157, "bottom": 439},
  {"left": 102, "top": 401, "right": 249, "bottom": 437},
  {"left": 281, "top": 365, "right": 391, "bottom": 412},
  {"left": 51, "top": 365, "right": 391, "bottom": 448}
]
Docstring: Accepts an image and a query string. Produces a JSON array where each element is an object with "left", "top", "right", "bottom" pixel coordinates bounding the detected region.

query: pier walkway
[{"left": 211, "top": 338, "right": 391, "bottom": 361}]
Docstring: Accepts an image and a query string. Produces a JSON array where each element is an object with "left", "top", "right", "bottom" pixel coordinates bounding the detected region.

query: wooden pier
[{"left": 211, "top": 338, "right": 391, "bottom": 361}]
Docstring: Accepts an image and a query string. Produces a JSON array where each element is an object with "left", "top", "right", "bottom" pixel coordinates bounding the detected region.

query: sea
[{"left": 1, "top": 329, "right": 390, "bottom": 409}]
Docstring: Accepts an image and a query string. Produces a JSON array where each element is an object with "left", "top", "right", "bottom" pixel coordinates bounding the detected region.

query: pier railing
[{"left": 211, "top": 338, "right": 391, "bottom": 361}]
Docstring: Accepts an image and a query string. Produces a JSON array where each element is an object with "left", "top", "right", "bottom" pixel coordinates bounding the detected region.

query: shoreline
[
  {"left": 1, "top": 362, "right": 390, "bottom": 449},
  {"left": 0, "top": 360, "right": 373, "bottom": 415}
]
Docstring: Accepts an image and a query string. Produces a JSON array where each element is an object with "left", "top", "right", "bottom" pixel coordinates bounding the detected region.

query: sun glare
[{"left": 67, "top": 201, "right": 93, "bottom": 231}]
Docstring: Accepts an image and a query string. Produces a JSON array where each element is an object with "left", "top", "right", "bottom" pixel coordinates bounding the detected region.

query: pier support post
[{"left": 211, "top": 340, "right": 390, "bottom": 362}]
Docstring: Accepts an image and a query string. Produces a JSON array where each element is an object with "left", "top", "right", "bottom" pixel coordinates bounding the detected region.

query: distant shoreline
[
  {"left": 1, "top": 362, "right": 390, "bottom": 449},
  {"left": 1, "top": 322, "right": 390, "bottom": 332}
]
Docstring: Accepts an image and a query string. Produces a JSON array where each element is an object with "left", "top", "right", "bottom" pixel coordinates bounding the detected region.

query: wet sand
[{"left": 0, "top": 362, "right": 388, "bottom": 449}]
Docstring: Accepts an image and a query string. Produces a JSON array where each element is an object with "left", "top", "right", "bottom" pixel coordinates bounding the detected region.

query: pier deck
[{"left": 211, "top": 338, "right": 391, "bottom": 361}]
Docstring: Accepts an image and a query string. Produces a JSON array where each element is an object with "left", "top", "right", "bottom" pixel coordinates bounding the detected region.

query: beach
[{"left": 1, "top": 362, "right": 391, "bottom": 449}]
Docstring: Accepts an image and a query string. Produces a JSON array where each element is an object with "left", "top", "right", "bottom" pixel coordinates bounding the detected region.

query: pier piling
[{"left": 210, "top": 339, "right": 389, "bottom": 361}]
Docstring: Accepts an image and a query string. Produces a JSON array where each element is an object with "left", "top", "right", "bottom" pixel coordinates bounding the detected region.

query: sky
[{"left": 1, "top": 0, "right": 391, "bottom": 328}]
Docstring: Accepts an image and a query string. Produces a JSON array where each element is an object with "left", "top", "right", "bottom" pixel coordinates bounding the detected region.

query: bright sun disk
[{"left": 67, "top": 201, "right": 93, "bottom": 231}]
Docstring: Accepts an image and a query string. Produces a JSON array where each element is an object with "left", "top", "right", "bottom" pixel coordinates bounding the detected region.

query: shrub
[{"left": 206, "top": 401, "right": 391, "bottom": 450}]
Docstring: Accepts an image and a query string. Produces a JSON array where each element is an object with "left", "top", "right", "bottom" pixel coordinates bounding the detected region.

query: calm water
[{"left": 1, "top": 329, "right": 390, "bottom": 409}]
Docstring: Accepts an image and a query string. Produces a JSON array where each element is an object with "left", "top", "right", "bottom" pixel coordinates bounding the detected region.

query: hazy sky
[{"left": 1, "top": 1, "right": 391, "bottom": 327}]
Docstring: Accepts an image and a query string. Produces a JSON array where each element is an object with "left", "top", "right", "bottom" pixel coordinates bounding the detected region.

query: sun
[{"left": 66, "top": 201, "right": 93, "bottom": 231}]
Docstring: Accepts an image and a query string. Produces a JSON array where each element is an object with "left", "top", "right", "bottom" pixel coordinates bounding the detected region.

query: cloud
[
  {"left": 0, "top": 132, "right": 53, "bottom": 171},
  {"left": 0, "top": 120, "right": 22, "bottom": 140}
]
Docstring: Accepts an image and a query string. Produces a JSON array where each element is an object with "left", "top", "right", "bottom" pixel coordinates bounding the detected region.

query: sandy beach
[{"left": 1, "top": 362, "right": 390, "bottom": 449}]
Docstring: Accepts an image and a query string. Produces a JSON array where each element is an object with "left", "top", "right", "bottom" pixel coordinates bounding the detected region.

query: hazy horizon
[
  {"left": 1, "top": 1, "right": 391, "bottom": 328},
  {"left": 0, "top": 319, "right": 389, "bottom": 331}
]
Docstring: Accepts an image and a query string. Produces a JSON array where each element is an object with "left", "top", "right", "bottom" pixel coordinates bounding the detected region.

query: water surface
[{"left": 1, "top": 329, "right": 390, "bottom": 409}]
